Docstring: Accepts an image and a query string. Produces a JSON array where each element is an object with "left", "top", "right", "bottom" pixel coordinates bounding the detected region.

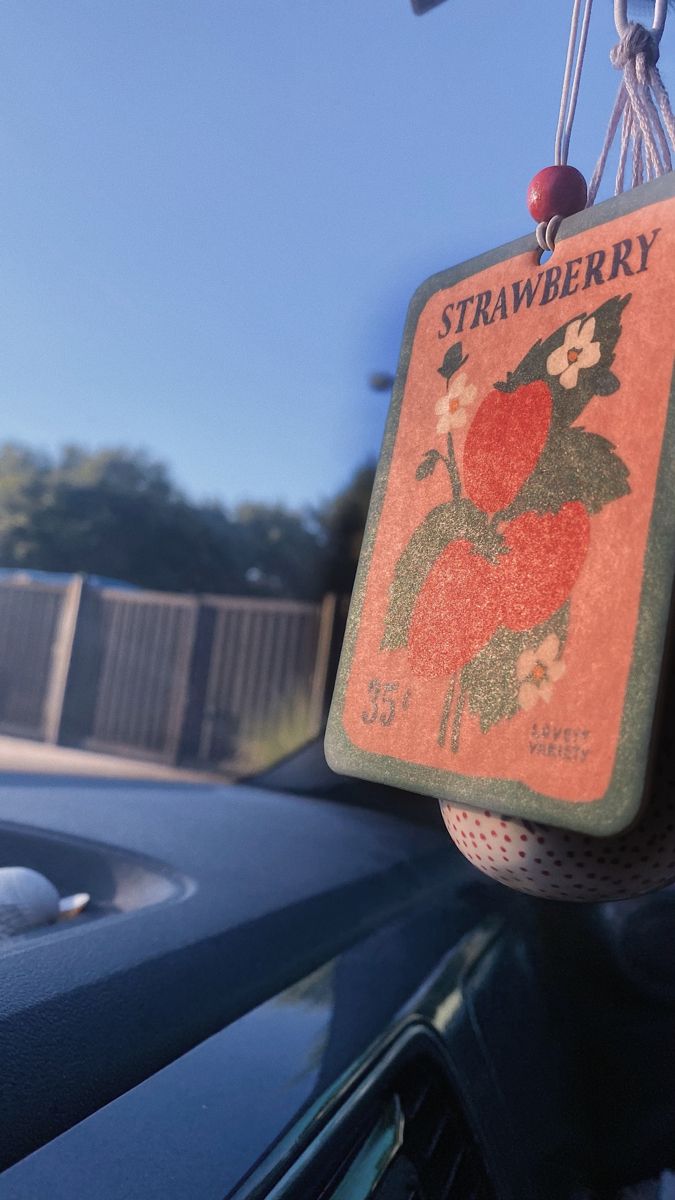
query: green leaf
[
  {"left": 590, "top": 370, "right": 620, "bottom": 397},
  {"left": 500, "top": 425, "right": 630, "bottom": 519},
  {"left": 415, "top": 449, "right": 444, "bottom": 481},
  {"left": 494, "top": 293, "right": 631, "bottom": 425},
  {"left": 381, "top": 498, "right": 505, "bottom": 650},
  {"left": 462, "top": 603, "right": 569, "bottom": 733},
  {"left": 461, "top": 628, "right": 521, "bottom": 732},
  {"left": 494, "top": 338, "right": 545, "bottom": 393}
]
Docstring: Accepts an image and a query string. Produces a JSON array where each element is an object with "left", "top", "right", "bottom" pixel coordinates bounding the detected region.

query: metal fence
[
  {"left": 0, "top": 580, "right": 66, "bottom": 739},
  {"left": 196, "top": 596, "right": 333, "bottom": 765},
  {"left": 0, "top": 576, "right": 337, "bottom": 770}
]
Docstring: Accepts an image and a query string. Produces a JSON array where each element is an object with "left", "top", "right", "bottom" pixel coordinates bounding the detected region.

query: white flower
[
  {"left": 516, "top": 633, "right": 566, "bottom": 711},
  {"left": 546, "top": 317, "right": 601, "bottom": 390},
  {"left": 435, "top": 372, "right": 477, "bottom": 434}
]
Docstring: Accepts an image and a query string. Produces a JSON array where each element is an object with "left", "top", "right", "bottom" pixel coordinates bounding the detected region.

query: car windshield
[{"left": 0, "top": 1, "right": 634, "bottom": 784}]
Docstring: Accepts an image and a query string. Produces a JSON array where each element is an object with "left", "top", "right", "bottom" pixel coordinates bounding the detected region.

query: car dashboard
[{"left": 0, "top": 756, "right": 672, "bottom": 1199}]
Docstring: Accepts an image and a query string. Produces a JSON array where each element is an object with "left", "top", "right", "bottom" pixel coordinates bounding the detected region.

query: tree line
[{"left": 0, "top": 443, "right": 375, "bottom": 600}]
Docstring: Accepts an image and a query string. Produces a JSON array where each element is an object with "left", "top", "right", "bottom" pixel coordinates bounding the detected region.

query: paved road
[{"left": 0, "top": 734, "right": 227, "bottom": 784}]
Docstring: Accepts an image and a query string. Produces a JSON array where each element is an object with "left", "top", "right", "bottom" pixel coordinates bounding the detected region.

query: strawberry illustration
[
  {"left": 408, "top": 540, "right": 501, "bottom": 677},
  {"left": 463, "top": 380, "right": 552, "bottom": 514},
  {"left": 498, "top": 501, "right": 590, "bottom": 630},
  {"left": 407, "top": 503, "right": 590, "bottom": 678},
  {"left": 382, "top": 295, "right": 631, "bottom": 753}
]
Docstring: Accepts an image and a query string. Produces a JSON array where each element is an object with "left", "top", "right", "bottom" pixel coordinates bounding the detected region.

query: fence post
[
  {"left": 43, "top": 574, "right": 85, "bottom": 744},
  {"left": 307, "top": 593, "right": 337, "bottom": 736},
  {"left": 165, "top": 597, "right": 201, "bottom": 765},
  {"left": 175, "top": 600, "right": 217, "bottom": 766}
]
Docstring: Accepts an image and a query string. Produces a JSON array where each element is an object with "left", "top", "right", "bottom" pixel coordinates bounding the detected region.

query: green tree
[
  {"left": 0, "top": 443, "right": 376, "bottom": 599},
  {"left": 0, "top": 443, "right": 332, "bottom": 598},
  {"left": 0, "top": 443, "right": 242, "bottom": 593},
  {"left": 316, "top": 460, "right": 376, "bottom": 594},
  {"left": 233, "top": 502, "right": 325, "bottom": 600}
]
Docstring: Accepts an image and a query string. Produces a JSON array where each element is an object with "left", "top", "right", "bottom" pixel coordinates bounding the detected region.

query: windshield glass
[{"left": 0, "top": 1, "right": 628, "bottom": 783}]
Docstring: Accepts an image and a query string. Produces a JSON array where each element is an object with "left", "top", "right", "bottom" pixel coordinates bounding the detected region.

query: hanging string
[
  {"left": 555, "top": 0, "right": 595, "bottom": 167},
  {"left": 536, "top": 0, "right": 594, "bottom": 251},
  {"left": 587, "top": 3, "right": 675, "bottom": 205}
]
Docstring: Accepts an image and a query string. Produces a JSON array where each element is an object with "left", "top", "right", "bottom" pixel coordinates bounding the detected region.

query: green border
[{"left": 325, "top": 173, "right": 675, "bottom": 836}]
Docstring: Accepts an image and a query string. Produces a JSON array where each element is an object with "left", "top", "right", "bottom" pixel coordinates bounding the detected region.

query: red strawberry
[
  {"left": 463, "top": 381, "right": 552, "bottom": 514},
  {"left": 498, "top": 501, "right": 590, "bottom": 631},
  {"left": 408, "top": 540, "right": 501, "bottom": 677}
]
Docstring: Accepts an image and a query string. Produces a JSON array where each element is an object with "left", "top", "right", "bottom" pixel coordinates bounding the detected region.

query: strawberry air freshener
[{"left": 325, "top": 0, "right": 675, "bottom": 901}]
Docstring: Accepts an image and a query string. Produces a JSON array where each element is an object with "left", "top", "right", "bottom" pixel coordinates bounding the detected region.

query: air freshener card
[{"left": 326, "top": 175, "right": 675, "bottom": 836}]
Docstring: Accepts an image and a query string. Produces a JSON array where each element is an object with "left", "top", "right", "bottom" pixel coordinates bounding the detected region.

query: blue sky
[{"left": 0, "top": 1, "right": 671, "bottom": 508}]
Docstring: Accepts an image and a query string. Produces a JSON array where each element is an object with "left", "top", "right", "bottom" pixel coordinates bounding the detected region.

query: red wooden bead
[{"left": 527, "top": 165, "right": 588, "bottom": 224}]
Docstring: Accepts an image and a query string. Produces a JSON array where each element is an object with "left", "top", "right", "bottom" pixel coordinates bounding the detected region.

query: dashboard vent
[
  {"left": 373, "top": 1053, "right": 494, "bottom": 1199},
  {"left": 272, "top": 1034, "right": 495, "bottom": 1200}
]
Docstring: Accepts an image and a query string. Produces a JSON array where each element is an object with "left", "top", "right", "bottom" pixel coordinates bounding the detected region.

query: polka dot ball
[{"left": 440, "top": 766, "right": 675, "bottom": 902}]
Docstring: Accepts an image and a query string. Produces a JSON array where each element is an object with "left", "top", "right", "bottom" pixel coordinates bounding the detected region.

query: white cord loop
[
  {"left": 588, "top": 12, "right": 675, "bottom": 205},
  {"left": 614, "top": 0, "right": 667, "bottom": 43},
  {"left": 536, "top": 214, "right": 563, "bottom": 253}
]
